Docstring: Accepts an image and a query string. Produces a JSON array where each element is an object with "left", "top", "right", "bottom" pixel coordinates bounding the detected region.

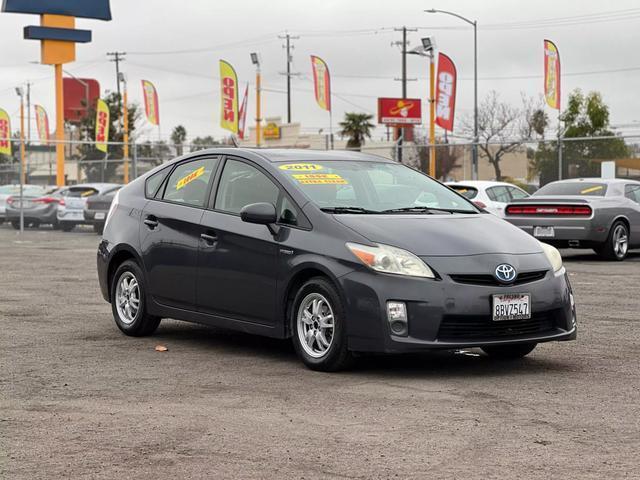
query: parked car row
[{"left": 0, "top": 183, "right": 121, "bottom": 233}]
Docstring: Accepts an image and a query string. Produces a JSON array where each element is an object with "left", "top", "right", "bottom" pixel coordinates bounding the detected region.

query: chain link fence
[{"left": 1, "top": 135, "right": 639, "bottom": 188}]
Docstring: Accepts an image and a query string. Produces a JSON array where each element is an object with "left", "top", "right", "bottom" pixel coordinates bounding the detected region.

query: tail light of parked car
[
  {"left": 33, "top": 196, "right": 60, "bottom": 205},
  {"left": 6, "top": 196, "right": 15, "bottom": 206},
  {"left": 506, "top": 205, "right": 592, "bottom": 216},
  {"left": 58, "top": 199, "right": 66, "bottom": 207}
]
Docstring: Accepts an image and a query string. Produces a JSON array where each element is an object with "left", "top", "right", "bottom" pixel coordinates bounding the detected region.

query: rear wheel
[
  {"left": 291, "top": 277, "right": 352, "bottom": 371},
  {"left": 482, "top": 343, "right": 537, "bottom": 359},
  {"left": 110, "top": 260, "right": 161, "bottom": 336},
  {"left": 61, "top": 222, "right": 74, "bottom": 232},
  {"left": 595, "top": 221, "right": 628, "bottom": 261},
  {"left": 10, "top": 220, "right": 20, "bottom": 230}
]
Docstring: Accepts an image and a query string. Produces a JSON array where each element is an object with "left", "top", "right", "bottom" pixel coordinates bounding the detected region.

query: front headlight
[
  {"left": 346, "top": 242, "right": 435, "bottom": 278},
  {"left": 540, "top": 241, "right": 563, "bottom": 272}
]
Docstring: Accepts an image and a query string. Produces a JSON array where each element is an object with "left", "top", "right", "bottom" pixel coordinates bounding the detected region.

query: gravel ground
[{"left": 1, "top": 225, "right": 639, "bottom": 479}]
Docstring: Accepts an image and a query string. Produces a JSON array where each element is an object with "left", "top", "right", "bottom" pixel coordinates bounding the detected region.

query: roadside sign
[{"left": 377, "top": 98, "right": 422, "bottom": 126}]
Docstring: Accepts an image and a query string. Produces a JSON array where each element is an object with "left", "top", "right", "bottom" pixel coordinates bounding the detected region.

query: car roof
[
  {"left": 192, "top": 147, "right": 395, "bottom": 164},
  {"left": 67, "top": 183, "right": 121, "bottom": 190},
  {"left": 447, "top": 180, "right": 522, "bottom": 189},
  {"left": 545, "top": 178, "right": 639, "bottom": 185}
]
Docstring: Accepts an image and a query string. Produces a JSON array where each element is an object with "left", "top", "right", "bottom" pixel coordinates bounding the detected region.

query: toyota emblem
[{"left": 495, "top": 264, "right": 517, "bottom": 283}]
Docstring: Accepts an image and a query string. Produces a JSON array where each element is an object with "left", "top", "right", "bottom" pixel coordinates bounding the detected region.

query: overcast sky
[{"left": 1, "top": 0, "right": 640, "bottom": 143}]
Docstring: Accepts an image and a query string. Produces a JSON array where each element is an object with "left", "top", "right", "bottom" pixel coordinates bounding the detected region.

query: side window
[
  {"left": 508, "top": 186, "right": 529, "bottom": 200},
  {"left": 162, "top": 157, "right": 218, "bottom": 207},
  {"left": 146, "top": 167, "right": 170, "bottom": 198},
  {"left": 487, "top": 186, "right": 510, "bottom": 203},
  {"left": 215, "top": 159, "right": 280, "bottom": 214},
  {"left": 625, "top": 185, "right": 640, "bottom": 203}
]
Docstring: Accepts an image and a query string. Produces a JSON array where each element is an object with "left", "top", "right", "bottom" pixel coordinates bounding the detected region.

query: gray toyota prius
[{"left": 97, "top": 148, "right": 576, "bottom": 371}]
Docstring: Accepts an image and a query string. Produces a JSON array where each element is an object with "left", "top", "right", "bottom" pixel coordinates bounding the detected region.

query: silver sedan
[{"left": 504, "top": 178, "right": 640, "bottom": 261}]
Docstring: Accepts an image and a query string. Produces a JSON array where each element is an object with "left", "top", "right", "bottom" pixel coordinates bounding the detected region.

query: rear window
[
  {"left": 0, "top": 185, "right": 45, "bottom": 195},
  {"left": 449, "top": 185, "right": 478, "bottom": 200},
  {"left": 535, "top": 182, "right": 607, "bottom": 197},
  {"left": 67, "top": 187, "right": 99, "bottom": 198}
]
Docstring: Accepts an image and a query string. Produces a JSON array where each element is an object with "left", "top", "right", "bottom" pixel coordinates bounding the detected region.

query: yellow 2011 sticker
[
  {"left": 580, "top": 185, "right": 604, "bottom": 194},
  {"left": 279, "top": 163, "right": 324, "bottom": 172},
  {"left": 176, "top": 166, "right": 206, "bottom": 190},
  {"left": 292, "top": 173, "right": 348, "bottom": 185}
]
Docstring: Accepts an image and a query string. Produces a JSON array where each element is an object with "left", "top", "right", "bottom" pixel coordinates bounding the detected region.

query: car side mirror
[{"left": 240, "top": 202, "right": 279, "bottom": 231}]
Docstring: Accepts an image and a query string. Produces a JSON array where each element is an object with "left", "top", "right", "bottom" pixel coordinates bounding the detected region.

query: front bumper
[{"left": 339, "top": 255, "right": 576, "bottom": 354}]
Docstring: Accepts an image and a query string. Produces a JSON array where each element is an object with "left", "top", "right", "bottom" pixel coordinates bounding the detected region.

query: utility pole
[
  {"left": 107, "top": 52, "right": 126, "bottom": 119},
  {"left": 278, "top": 33, "right": 299, "bottom": 124},
  {"left": 392, "top": 26, "right": 417, "bottom": 163},
  {"left": 26, "top": 82, "right": 32, "bottom": 143}
]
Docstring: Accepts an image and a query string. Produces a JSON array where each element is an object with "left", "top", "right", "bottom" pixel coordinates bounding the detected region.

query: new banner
[
  {"left": 141, "top": 80, "right": 160, "bottom": 125},
  {"left": 95, "top": 99, "right": 110, "bottom": 153},
  {"left": 220, "top": 60, "right": 239, "bottom": 134},
  {"left": 238, "top": 83, "right": 249, "bottom": 139},
  {"left": 311, "top": 56, "right": 331, "bottom": 112},
  {"left": 544, "top": 40, "right": 561, "bottom": 110},
  {"left": 0, "top": 109, "right": 10, "bottom": 155},
  {"left": 34, "top": 105, "right": 50, "bottom": 144},
  {"left": 435, "top": 53, "right": 457, "bottom": 132},
  {"left": 377, "top": 98, "right": 422, "bottom": 125}
]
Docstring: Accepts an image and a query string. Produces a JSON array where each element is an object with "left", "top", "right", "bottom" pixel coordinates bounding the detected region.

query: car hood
[{"left": 334, "top": 213, "right": 543, "bottom": 256}]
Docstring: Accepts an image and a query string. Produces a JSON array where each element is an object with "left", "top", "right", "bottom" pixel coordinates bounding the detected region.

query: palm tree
[
  {"left": 338, "top": 112, "right": 375, "bottom": 151},
  {"left": 170, "top": 125, "right": 187, "bottom": 156}
]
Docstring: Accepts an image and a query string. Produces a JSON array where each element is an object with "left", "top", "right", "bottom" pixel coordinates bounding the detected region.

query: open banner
[
  {"left": 141, "top": 80, "right": 160, "bottom": 125},
  {"left": 0, "top": 108, "right": 10, "bottom": 155},
  {"left": 220, "top": 60, "right": 239, "bottom": 134},
  {"left": 544, "top": 40, "right": 561, "bottom": 110},
  {"left": 95, "top": 98, "right": 110, "bottom": 153},
  {"left": 435, "top": 53, "right": 457, "bottom": 132},
  {"left": 311, "top": 56, "right": 331, "bottom": 112},
  {"left": 34, "top": 105, "right": 50, "bottom": 144}
]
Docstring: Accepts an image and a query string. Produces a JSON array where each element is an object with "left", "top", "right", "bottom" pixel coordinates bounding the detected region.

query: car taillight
[
  {"left": 473, "top": 200, "right": 487, "bottom": 209},
  {"left": 506, "top": 205, "right": 592, "bottom": 216},
  {"left": 6, "top": 196, "right": 15, "bottom": 205},
  {"left": 58, "top": 199, "right": 66, "bottom": 207},
  {"left": 33, "top": 196, "right": 59, "bottom": 205}
]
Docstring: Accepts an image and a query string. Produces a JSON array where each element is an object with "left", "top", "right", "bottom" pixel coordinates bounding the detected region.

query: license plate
[
  {"left": 67, "top": 211, "right": 83, "bottom": 220},
  {"left": 492, "top": 293, "right": 531, "bottom": 321},
  {"left": 533, "top": 226, "right": 555, "bottom": 238},
  {"left": 95, "top": 212, "right": 106, "bottom": 220}
]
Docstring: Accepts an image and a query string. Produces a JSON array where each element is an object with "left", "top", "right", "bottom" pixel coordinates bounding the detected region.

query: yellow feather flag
[
  {"left": 95, "top": 99, "right": 110, "bottom": 153},
  {"left": 220, "top": 60, "right": 239, "bottom": 134},
  {"left": 0, "top": 108, "right": 10, "bottom": 156}
]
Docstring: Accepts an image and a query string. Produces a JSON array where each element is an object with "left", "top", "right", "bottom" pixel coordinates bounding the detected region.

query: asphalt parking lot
[{"left": 1, "top": 224, "right": 639, "bottom": 479}]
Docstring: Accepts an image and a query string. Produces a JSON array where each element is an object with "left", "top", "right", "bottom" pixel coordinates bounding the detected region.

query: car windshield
[
  {"left": 535, "top": 182, "right": 607, "bottom": 197},
  {"left": 278, "top": 160, "right": 478, "bottom": 214},
  {"left": 448, "top": 185, "right": 478, "bottom": 199}
]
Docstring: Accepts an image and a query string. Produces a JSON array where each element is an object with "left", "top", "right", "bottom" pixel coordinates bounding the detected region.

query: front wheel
[
  {"left": 482, "top": 343, "right": 537, "bottom": 359},
  {"left": 110, "top": 260, "right": 161, "bottom": 337},
  {"left": 291, "top": 277, "right": 353, "bottom": 372},
  {"left": 595, "top": 221, "right": 629, "bottom": 261}
]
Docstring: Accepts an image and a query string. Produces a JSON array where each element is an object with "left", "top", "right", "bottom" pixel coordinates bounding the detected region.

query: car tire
[
  {"left": 481, "top": 343, "right": 537, "bottom": 359},
  {"left": 291, "top": 277, "right": 353, "bottom": 372},
  {"left": 10, "top": 220, "right": 20, "bottom": 230},
  {"left": 93, "top": 223, "right": 104, "bottom": 235},
  {"left": 595, "top": 221, "right": 629, "bottom": 261},
  {"left": 61, "top": 223, "right": 74, "bottom": 232},
  {"left": 110, "top": 260, "right": 161, "bottom": 337},
  {"left": 51, "top": 220, "right": 60, "bottom": 230}
]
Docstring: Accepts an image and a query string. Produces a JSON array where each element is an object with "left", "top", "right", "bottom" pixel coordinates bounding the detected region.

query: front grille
[
  {"left": 449, "top": 270, "right": 547, "bottom": 286},
  {"left": 437, "top": 310, "right": 558, "bottom": 341}
]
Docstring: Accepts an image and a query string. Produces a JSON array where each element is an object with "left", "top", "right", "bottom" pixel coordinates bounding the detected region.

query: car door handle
[
  {"left": 200, "top": 233, "right": 218, "bottom": 245},
  {"left": 144, "top": 216, "right": 159, "bottom": 229}
]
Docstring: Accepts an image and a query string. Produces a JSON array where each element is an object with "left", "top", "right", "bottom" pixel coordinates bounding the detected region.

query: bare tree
[{"left": 461, "top": 91, "right": 541, "bottom": 180}]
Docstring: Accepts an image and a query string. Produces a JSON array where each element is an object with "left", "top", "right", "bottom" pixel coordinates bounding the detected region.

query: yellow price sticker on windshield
[
  {"left": 580, "top": 185, "right": 603, "bottom": 194},
  {"left": 176, "top": 166, "right": 206, "bottom": 190},
  {"left": 293, "top": 173, "right": 348, "bottom": 185},
  {"left": 279, "top": 163, "right": 324, "bottom": 172}
]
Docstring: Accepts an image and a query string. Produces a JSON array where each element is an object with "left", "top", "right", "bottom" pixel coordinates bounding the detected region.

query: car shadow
[{"left": 152, "top": 320, "right": 574, "bottom": 378}]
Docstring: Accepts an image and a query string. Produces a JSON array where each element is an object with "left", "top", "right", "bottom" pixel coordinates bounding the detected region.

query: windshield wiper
[
  {"left": 381, "top": 206, "right": 476, "bottom": 214},
  {"left": 320, "top": 206, "right": 381, "bottom": 214}
]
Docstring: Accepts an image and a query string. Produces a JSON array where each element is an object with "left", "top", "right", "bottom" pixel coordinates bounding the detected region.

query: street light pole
[
  {"left": 16, "top": 87, "right": 25, "bottom": 234},
  {"left": 251, "top": 53, "right": 262, "bottom": 148},
  {"left": 426, "top": 9, "right": 478, "bottom": 180}
]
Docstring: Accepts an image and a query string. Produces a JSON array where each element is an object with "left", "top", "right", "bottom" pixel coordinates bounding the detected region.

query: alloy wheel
[
  {"left": 115, "top": 271, "right": 140, "bottom": 325},
  {"left": 613, "top": 224, "right": 628, "bottom": 258},
  {"left": 297, "top": 293, "right": 335, "bottom": 358}
]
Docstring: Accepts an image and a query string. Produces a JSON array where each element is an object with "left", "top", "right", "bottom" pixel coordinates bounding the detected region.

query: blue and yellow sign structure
[{"left": 2, "top": 0, "right": 112, "bottom": 186}]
